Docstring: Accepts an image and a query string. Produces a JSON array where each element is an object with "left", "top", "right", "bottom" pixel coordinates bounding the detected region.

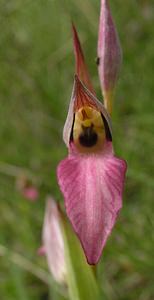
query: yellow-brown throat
[{"left": 71, "top": 106, "right": 106, "bottom": 153}]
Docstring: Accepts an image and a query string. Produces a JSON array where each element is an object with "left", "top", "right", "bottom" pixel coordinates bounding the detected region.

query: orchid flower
[{"left": 57, "top": 1, "right": 127, "bottom": 265}]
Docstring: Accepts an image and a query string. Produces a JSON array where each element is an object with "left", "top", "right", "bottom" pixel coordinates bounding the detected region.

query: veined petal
[
  {"left": 63, "top": 75, "right": 112, "bottom": 147},
  {"left": 97, "top": 0, "right": 122, "bottom": 113},
  {"left": 57, "top": 142, "right": 127, "bottom": 265},
  {"left": 72, "top": 24, "right": 95, "bottom": 94}
]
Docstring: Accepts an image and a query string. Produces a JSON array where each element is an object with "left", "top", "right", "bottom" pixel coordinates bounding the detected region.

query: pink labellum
[
  {"left": 72, "top": 24, "right": 95, "bottom": 94},
  {"left": 42, "top": 197, "right": 66, "bottom": 283},
  {"left": 63, "top": 75, "right": 112, "bottom": 147},
  {"left": 57, "top": 142, "right": 127, "bottom": 265},
  {"left": 97, "top": 0, "right": 122, "bottom": 112}
]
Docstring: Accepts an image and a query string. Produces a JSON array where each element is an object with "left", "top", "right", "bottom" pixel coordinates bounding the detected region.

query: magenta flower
[{"left": 57, "top": 2, "right": 127, "bottom": 265}]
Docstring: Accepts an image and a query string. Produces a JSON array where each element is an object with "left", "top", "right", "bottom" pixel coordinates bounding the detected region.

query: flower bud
[
  {"left": 97, "top": 0, "right": 122, "bottom": 114},
  {"left": 42, "top": 198, "right": 67, "bottom": 284}
]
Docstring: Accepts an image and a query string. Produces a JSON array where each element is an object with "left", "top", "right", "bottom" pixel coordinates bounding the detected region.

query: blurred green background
[{"left": 0, "top": 0, "right": 153, "bottom": 299}]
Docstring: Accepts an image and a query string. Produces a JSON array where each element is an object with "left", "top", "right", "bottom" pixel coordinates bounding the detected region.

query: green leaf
[{"left": 62, "top": 216, "right": 101, "bottom": 300}]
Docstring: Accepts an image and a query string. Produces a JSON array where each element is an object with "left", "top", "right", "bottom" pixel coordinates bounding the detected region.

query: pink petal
[
  {"left": 42, "top": 198, "right": 66, "bottom": 283},
  {"left": 63, "top": 75, "right": 112, "bottom": 147},
  {"left": 57, "top": 142, "right": 127, "bottom": 265},
  {"left": 97, "top": 0, "right": 122, "bottom": 112},
  {"left": 72, "top": 24, "right": 95, "bottom": 94}
]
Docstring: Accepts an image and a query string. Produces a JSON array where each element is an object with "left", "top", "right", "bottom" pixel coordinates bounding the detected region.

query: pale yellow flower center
[{"left": 73, "top": 106, "right": 106, "bottom": 153}]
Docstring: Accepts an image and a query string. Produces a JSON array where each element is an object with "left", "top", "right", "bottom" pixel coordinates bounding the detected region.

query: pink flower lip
[{"left": 57, "top": 142, "right": 127, "bottom": 265}]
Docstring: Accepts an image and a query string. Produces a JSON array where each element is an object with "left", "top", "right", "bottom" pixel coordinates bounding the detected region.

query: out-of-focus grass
[{"left": 0, "top": 0, "right": 153, "bottom": 299}]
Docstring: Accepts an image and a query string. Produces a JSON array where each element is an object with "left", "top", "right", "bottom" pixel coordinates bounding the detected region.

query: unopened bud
[
  {"left": 42, "top": 198, "right": 67, "bottom": 285},
  {"left": 97, "top": 0, "right": 122, "bottom": 114}
]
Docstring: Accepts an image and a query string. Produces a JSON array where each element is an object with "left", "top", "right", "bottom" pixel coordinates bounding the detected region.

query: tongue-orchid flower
[{"left": 57, "top": 0, "right": 127, "bottom": 265}]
